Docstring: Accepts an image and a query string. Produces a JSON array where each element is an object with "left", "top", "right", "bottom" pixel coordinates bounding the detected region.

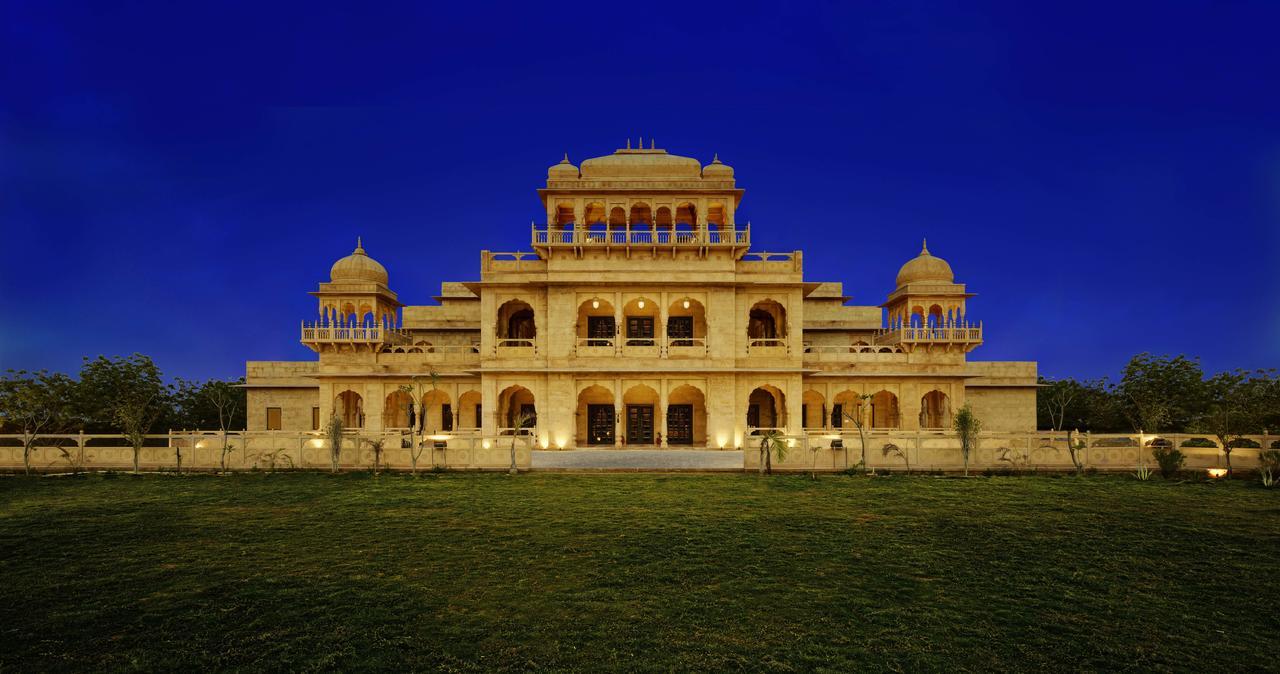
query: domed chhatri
[
  {"left": 548, "top": 153, "right": 580, "bottom": 180},
  {"left": 330, "top": 237, "right": 389, "bottom": 285},
  {"left": 702, "top": 153, "right": 734, "bottom": 178},
  {"left": 895, "top": 238, "right": 954, "bottom": 287}
]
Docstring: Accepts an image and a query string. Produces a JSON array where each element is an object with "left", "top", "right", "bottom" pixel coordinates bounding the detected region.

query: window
[
  {"left": 667, "top": 316, "right": 693, "bottom": 346},
  {"left": 441, "top": 403, "right": 453, "bottom": 431},
  {"left": 266, "top": 407, "right": 283, "bottom": 431},
  {"left": 831, "top": 404, "right": 843, "bottom": 428},
  {"left": 627, "top": 316, "right": 655, "bottom": 346},
  {"left": 311, "top": 407, "right": 320, "bottom": 430},
  {"left": 475, "top": 404, "right": 483, "bottom": 429}
]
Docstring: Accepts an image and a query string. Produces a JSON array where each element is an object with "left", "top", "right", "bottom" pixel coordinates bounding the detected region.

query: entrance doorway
[
  {"left": 626, "top": 404, "right": 654, "bottom": 444},
  {"left": 586, "top": 404, "right": 615, "bottom": 445},
  {"left": 667, "top": 404, "right": 692, "bottom": 445}
]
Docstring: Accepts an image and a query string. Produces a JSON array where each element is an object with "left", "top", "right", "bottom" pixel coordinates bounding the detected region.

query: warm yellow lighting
[
  {"left": 427, "top": 434, "right": 451, "bottom": 441},
  {"left": 682, "top": 299, "right": 690, "bottom": 309},
  {"left": 1207, "top": 468, "right": 1228, "bottom": 479},
  {"left": 591, "top": 299, "right": 600, "bottom": 309},
  {"left": 637, "top": 299, "right": 645, "bottom": 309},
  {"left": 307, "top": 439, "right": 325, "bottom": 448},
  {"left": 715, "top": 433, "right": 728, "bottom": 449},
  {"left": 823, "top": 434, "right": 841, "bottom": 440},
  {"left": 194, "top": 440, "right": 209, "bottom": 449},
  {"left": 787, "top": 438, "right": 796, "bottom": 448},
  {"left": 482, "top": 440, "right": 491, "bottom": 449}
]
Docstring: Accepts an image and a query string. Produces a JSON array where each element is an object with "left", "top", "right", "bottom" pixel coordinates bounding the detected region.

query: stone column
[{"left": 659, "top": 380, "right": 668, "bottom": 448}]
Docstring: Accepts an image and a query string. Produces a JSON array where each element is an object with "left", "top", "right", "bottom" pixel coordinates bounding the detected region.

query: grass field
[{"left": 1, "top": 473, "right": 1277, "bottom": 672}]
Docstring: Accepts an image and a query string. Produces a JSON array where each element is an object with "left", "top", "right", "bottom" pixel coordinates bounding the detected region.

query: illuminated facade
[{"left": 246, "top": 144, "right": 1037, "bottom": 449}]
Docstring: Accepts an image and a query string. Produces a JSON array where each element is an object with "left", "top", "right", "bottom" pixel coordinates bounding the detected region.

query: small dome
[
  {"left": 549, "top": 153, "right": 579, "bottom": 179},
  {"left": 330, "top": 238, "right": 389, "bottom": 285},
  {"left": 702, "top": 153, "right": 733, "bottom": 178},
  {"left": 895, "top": 239, "right": 954, "bottom": 287}
]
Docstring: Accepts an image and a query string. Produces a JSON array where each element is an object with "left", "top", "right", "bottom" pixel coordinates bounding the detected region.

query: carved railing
[
  {"left": 301, "top": 323, "right": 410, "bottom": 344},
  {"left": 876, "top": 324, "right": 983, "bottom": 345},
  {"left": 533, "top": 222, "right": 750, "bottom": 247}
]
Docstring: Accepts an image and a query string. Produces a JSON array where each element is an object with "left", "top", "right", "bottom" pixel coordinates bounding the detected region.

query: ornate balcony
[
  {"left": 874, "top": 324, "right": 983, "bottom": 353},
  {"left": 301, "top": 322, "right": 410, "bottom": 352},
  {"left": 532, "top": 222, "right": 749, "bottom": 248}
]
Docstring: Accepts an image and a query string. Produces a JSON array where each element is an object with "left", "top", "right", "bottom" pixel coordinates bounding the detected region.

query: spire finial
[
  {"left": 626, "top": 138, "right": 631, "bottom": 149},
  {"left": 921, "top": 237, "right": 929, "bottom": 254},
  {"left": 712, "top": 152, "right": 720, "bottom": 163},
  {"left": 561, "top": 152, "right": 570, "bottom": 164},
  {"left": 355, "top": 236, "right": 365, "bottom": 253},
  {"left": 650, "top": 137, "right": 655, "bottom": 149}
]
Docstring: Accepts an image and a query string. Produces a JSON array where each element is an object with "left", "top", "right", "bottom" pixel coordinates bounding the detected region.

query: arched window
[
  {"left": 498, "top": 385, "right": 537, "bottom": 433},
  {"left": 335, "top": 390, "right": 364, "bottom": 429},
  {"left": 747, "top": 385, "right": 786, "bottom": 433},
  {"left": 384, "top": 390, "right": 414, "bottom": 429},
  {"left": 748, "top": 300, "right": 787, "bottom": 346},
  {"left": 497, "top": 300, "right": 536, "bottom": 344},
  {"left": 920, "top": 390, "right": 950, "bottom": 429},
  {"left": 869, "top": 390, "right": 900, "bottom": 429},
  {"left": 667, "top": 297, "right": 706, "bottom": 347}
]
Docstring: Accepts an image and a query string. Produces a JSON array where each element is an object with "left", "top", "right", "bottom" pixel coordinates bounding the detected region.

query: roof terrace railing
[{"left": 532, "top": 222, "right": 749, "bottom": 247}]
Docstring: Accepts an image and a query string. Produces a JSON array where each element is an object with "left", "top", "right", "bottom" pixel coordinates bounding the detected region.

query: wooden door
[
  {"left": 626, "top": 405, "right": 654, "bottom": 444},
  {"left": 587, "top": 316, "right": 615, "bottom": 346},
  {"left": 667, "top": 316, "right": 693, "bottom": 346},
  {"left": 667, "top": 404, "right": 693, "bottom": 445},
  {"left": 587, "top": 404, "right": 614, "bottom": 445},
  {"left": 626, "top": 316, "right": 655, "bottom": 346}
]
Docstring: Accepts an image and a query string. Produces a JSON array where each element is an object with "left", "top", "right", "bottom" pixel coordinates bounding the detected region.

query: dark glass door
[
  {"left": 667, "top": 404, "right": 693, "bottom": 445},
  {"left": 587, "top": 404, "right": 615, "bottom": 445},
  {"left": 627, "top": 316, "right": 655, "bottom": 346},
  {"left": 667, "top": 316, "right": 693, "bottom": 346},
  {"left": 587, "top": 316, "right": 615, "bottom": 346},
  {"left": 626, "top": 405, "right": 654, "bottom": 444}
]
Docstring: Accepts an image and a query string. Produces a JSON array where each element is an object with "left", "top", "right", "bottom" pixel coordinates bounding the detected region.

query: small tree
[
  {"left": 399, "top": 371, "right": 440, "bottom": 475},
  {"left": 757, "top": 430, "right": 789, "bottom": 475},
  {"left": 1118, "top": 353, "right": 1206, "bottom": 434},
  {"left": 837, "top": 393, "right": 873, "bottom": 471},
  {"left": 363, "top": 436, "right": 386, "bottom": 475},
  {"left": 172, "top": 378, "right": 245, "bottom": 471},
  {"left": 325, "top": 414, "right": 345, "bottom": 473},
  {"left": 1066, "top": 429, "right": 1086, "bottom": 476},
  {"left": 509, "top": 409, "right": 535, "bottom": 475},
  {"left": 0, "top": 369, "right": 76, "bottom": 475},
  {"left": 1194, "top": 369, "right": 1267, "bottom": 477},
  {"left": 1258, "top": 450, "right": 1280, "bottom": 488},
  {"left": 1151, "top": 444, "right": 1185, "bottom": 479},
  {"left": 881, "top": 442, "right": 910, "bottom": 473},
  {"left": 953, "top": 404, "right": 982, "bottom": 476},
  {"left": 79, "top": 355, "right": 169, "bottom": 474}
]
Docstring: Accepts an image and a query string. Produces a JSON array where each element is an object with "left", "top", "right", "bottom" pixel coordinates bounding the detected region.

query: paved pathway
[{"left": 532, "top": 449, "right": 743, "bottom": 471}]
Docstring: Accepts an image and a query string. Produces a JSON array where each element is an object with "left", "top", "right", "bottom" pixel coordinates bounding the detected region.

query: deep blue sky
[{"left": 2, "top": 1, "right": 1278, "bottom": 382}]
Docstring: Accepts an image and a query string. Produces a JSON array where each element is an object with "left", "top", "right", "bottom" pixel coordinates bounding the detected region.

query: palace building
[{"left": 245, "top": 144, "right": 1037, "bottom": 450}]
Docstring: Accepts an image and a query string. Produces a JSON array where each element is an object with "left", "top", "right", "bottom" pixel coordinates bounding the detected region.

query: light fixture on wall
[
  {"left": 591, "top": 298, "right": 600, "bottom": 309},
  {"left": 682, "top": 298, "right": 691, "bottom": 310},
  {"left": 637, "top": 299, "right": 646, "bottom": 309}
]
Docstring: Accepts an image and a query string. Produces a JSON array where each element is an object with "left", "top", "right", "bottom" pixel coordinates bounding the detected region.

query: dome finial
[
  {"left": 561, "top": 152, "right": 570, "bottom": 164},
  {"left": 355, "top": 236, "right": 365, "bottom": 254},
  {"left": 921, "top": 238, "right": 929, "bottom": 255},
  {"left": 712, "top": 153, "right": 720, "bottom": 163}
]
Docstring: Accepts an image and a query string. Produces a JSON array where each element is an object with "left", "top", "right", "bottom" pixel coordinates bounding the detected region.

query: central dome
[
  {"left": 330, "top": 238, "right": 389, "bottom": 285},
  {"left": 580, "top": 147, "right": 702, "bottom": 180},
  {"left": 895, "top": 239, "right": 954, "bottom": 287}
]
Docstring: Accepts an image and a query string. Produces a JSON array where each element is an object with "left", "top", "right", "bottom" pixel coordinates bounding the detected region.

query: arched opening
[
  {"left": 655, "top": 206, "right": 673, "bottom": 230},
  {"left": 747, "top": 385, "right": 786, "bottom": 433},
  {"left": 748, "top": 300, "right": 787, "bottom": 347},
  {"left": 623, "top": 297, "right": 658, "bottom": 347},
  {"left": 623, "top": 385, "right": 660, "bottom": 445},
  {"left": 458, "top": 390, "right": 482, "bottom": 430},
  {"left": 383, "top": 390, "right": 414, "bottom": 429},
  {"left": 629, "top": 203, "right": 652, "bottom": 226},
  {"left": 831, "top": 389, "right": 865, "bottom": 428},
  {"left": 413, "top": 340, "right": 434, "bottom": 353},
  {"left": 910, "top": 306, "right": 925, "bottom": 329},
  {"left": 920, "top": 390, "right": 950, "bottom": 429},
  {"left": 497, "top": 385, "right": 536, "bottom": 434},
  {"left": 420, "top": 389, "right": 453, "bottom": 433},
  {"left": 666, "top": 297, "right": 706, "bottom": 348},
  {"left": 675, "top": 202, "right": 697, "bottom": 226},
  {"left": 554, "top": 201, "right": 575, "bottom": 227},
  {"left": 587, "top": 221, "right": 608, "bottom": 243},
  {"left": 928, "top": 304, "right": 944, "bottom": 327},
  {"left": 497, "top": 300, "right": 536, "bottom": 345},
  {"left": 869, "top": 390, "right": 900, "bottom": 429},
  {"left": 576, "top": 385, "right": 615, "bottom": 446},
  {"left": 334, "top": 390, "right": 364, "bottom": 429},
  {"left": 802, "top": 389, "right": 826, "bottom": 429},
  {"left": 341, "top": 303, "right": 357, "bottom": 325},
  {"left": 576, "top": 298, "right": 616, "bottom": 347},
  {"left": 707, "top": 202, "right": 725, "bottom": 226},
  {"left": 584, "top": 202, "right": 605, "bottom": 225},
  {"left": 608, "top": 206, "right": 626, "bottom": 227},
  {"left": 668, "top": 385, "right": 707, "bottom": 445}
]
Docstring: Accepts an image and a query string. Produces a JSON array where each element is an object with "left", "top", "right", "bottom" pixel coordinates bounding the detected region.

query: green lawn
[{"left": 1, "top": 474, "right": 1277, "bottom": 672}]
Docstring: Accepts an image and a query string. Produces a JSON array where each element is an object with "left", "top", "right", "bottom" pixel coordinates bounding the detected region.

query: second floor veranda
[{"left": 532, "top": 221, "right": 750, "bottom": 248}]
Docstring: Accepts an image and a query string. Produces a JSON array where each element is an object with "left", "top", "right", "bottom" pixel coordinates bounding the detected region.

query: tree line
[
  {"left": 1038, "top": 352, "right": 1278, "bottom": 473},
  {"left": 0, "top": 355, "right": 246, "bottom": 472}
]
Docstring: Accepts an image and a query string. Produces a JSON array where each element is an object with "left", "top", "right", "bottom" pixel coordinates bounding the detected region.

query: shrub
[
  {"left": 1227, "top": 438, "right": 1261, "bottom": 449},
  {"left": 1258, "top": 450, "right": 1280, "bottom": 488},
  {"left": 1151, "top": 445, "right": 1185, "bottom": 479},
  {"left": 1180, "top": 437, "right": 1217, "bottom": 448}
]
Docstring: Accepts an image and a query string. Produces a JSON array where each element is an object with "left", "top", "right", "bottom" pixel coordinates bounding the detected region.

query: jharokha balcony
[
  {"left": 300, "top": 322, "right": 410, "bottom": 352},
  {"left": 532, "top": 222, "right": 750, "bottom": 247},
  {"left": 874, "top": 322, "right": 984, "bottom": 353}
]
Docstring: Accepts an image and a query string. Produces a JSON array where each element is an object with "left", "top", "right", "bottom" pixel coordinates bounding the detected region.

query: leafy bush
[
  {"left": 1227, "top": 438, "right": 1261, "bottom": 449},
  {"left": 1258, "top": 450, "right": 1280, "bottom": 488},
  {"left": 1151, "top": 445, "right": 1186, "bottom": 479},
  {"left": 1180, "top": 437, "right": 1217, "bottom": 448}
]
